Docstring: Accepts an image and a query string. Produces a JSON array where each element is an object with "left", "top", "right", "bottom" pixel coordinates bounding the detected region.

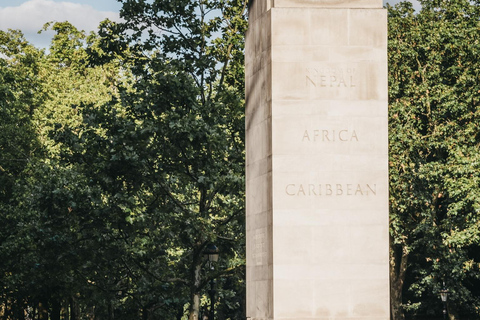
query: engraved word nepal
[
  {"left": 306, "top": 67, "right": 356, "bottom": 88},
  {"left": 302, "top": 129, "right": 358, "bottom": 142},
  {"left": 285, "top": 183, "right": 377, "bottom": 196}
]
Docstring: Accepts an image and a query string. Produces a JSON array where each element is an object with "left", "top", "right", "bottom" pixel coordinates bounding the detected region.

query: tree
[
  {"left": 25, "top": 22, "right": 133, "bottom": 319},
  {"left": 0, "top": 23, "right": 129, "bottom": 319},
  {"left": 0, "top": 29, "right": 44, "bottom": 206},
  {"left": 69, "top": 1, "right": 248, "bottom": 318},
  {"left": 32, "top": 0, "right": 248, "bottom": 318},
  {"left": 0, "top": 29, "right": 46, "bottom": 320},
  {"left": 388, "top": 1, "right": 480, "bottom": 319},
  {"left": 1, "top": 1, "right": 248, "bottom": 317}
]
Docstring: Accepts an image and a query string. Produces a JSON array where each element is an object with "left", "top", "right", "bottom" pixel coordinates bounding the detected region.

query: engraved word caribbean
[
  {"left": 285, "top": 183, "right": 377, "bottom": 196},
  {"left": 306, "top": 67, "right": 356, "bottom": 88}
]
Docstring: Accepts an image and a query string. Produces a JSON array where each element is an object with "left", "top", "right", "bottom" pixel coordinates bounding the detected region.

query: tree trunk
[
  {"left": 38, "top": 302, "right": 49, "bottom": 320},
  {"left": 15, "top": 302, "right": 25, "bottom": 320},
  {"left": 70, "top": 296, "right": 80, "bottom": 320},
  {"left": 189, "top": 293, "right": 201, "bottom": 320},
  {"left": 177, "top": 306, "right": 185, "bottom": 320},
  {"left": 88, "top": 306, "right": 96, "bottom": 320},
  {"left": 390, "top": 243, "right": 408, "bottom": 320},
  {"left": 188, "top": 263, "right": 202, "bottom": 320},
  {"left": 64, "top": 299, "right": 70, "bottom": 320},
  {"left": 108, "top": 300, "right": 114, "bottom": 320},
  {"left": 51, "top": 300, "right": 61, "bottom": 320},
  {"left": 448, "top": 302, "right": 460, "bottom": 320}
]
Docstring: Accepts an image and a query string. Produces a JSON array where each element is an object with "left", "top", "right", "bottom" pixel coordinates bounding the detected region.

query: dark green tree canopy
[
  {"left": 1, "top": 1, "right": 248, "bottom": 319},
  {"left": 388, "top": 1, "right": 480, "bottom": 319}
]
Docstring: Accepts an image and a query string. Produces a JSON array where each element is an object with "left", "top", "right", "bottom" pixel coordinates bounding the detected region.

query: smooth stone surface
[
  {"left": 246, "top": 1, "right": 388, "bottom": 319},
  {"left": 273, "top": 0, "right": 382, "bottom": 8}
]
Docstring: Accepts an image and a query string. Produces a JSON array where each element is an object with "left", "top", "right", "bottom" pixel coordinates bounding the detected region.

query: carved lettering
[
  {"left": 347, "top": 184, "right": 353, "bottom": 196},
  {"left": 355, "top": 185, "right": 363, "bottom": 196},
  {"left": 306, "top": 67, "right": 357, "bottom": 88},
  {"left": 320, "top": 75, "right": 327, "bottom": 87},
  {"left": 285, "top": 184, "right": 378, "bottom": 196},
  {"left": 302, "top": 131, "right": 310, "bottom": 141},
  {"left": 298, "top": 184, "right": 306, "bottom": 196},
  {"left": 306, "top": 75, "right": 316, "bottom": 87},
  {"left": 286, "top": 184, "right": 296, "bottom": 196},
  {"left": 323, "top": 130, "right": 330, "bottom": 141},
  {"left": 339, "top": 130, "right": 347, "bottom": 141},
  {"left": 367, "top": 184, "right": 377, "bottom": 195},
  {"left": 336, "top": 184, "right": 343, "bottom": 196},
  {"left": 302, "top": 129, "right": 359, "bottom": 142},
  {"left": 351, "top": 130, "right": 359, "bottom": 141},
  {"left": 326, "top": 184, "right": 333, "bottom": 196}
]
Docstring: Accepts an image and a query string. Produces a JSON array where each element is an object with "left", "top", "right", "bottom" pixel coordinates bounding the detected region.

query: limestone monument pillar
[{"left": 245, "top": 1, "right": 389, "bottom": 319}]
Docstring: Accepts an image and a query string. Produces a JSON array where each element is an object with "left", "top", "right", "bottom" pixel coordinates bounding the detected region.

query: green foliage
[
  {"left": 3, "top": 1, "right": 480, "bottom": 319},
  {"left": 0, "top": 24, "right": 130, "bottom": 319},
  {"left": 61, "top": 1, "right": 249, "bottom": 318},
  {"left": 0, "top": 30, "right": 44, "bottom": 199},
  {"left": 1, "top": 1, "right": 247, "bottom": 319},
  {"left": 388, "top": 1, "right": 480, "bottom": 318}
]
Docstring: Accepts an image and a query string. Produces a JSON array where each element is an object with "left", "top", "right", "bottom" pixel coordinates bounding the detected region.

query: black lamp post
[
  {"left": 204, "top": 244, "right": 219, "bottom": 320},
  {"left": 439, "top": 282, "right": 449, "bottom": 320},
  {"left": 204, "top": 244, "right": 219, "bottom": 266},
  {"left": 208, "top": 279, "right": 216, "bottom": 320}
]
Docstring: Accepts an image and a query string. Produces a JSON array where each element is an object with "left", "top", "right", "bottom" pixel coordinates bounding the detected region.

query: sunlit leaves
[{"left": 389, "top": 0, "right": 480, "bottom": 318}]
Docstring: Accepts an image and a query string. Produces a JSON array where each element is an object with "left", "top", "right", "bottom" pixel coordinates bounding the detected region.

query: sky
[
  {"left": 0, "top": 0, "right": 123, "bottom": 48},
  {"left": 0, "top": 0, "right": 421, "bottom": 48}
]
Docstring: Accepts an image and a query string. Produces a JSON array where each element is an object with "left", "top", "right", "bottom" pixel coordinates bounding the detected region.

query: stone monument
[{"left": 245, "top": 1, "right": 389, "bottom": 319}]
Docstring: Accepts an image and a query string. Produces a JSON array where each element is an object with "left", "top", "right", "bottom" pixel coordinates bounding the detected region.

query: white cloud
[{"left": 0, "top": 0, "right": 120, "bottom": 34}]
